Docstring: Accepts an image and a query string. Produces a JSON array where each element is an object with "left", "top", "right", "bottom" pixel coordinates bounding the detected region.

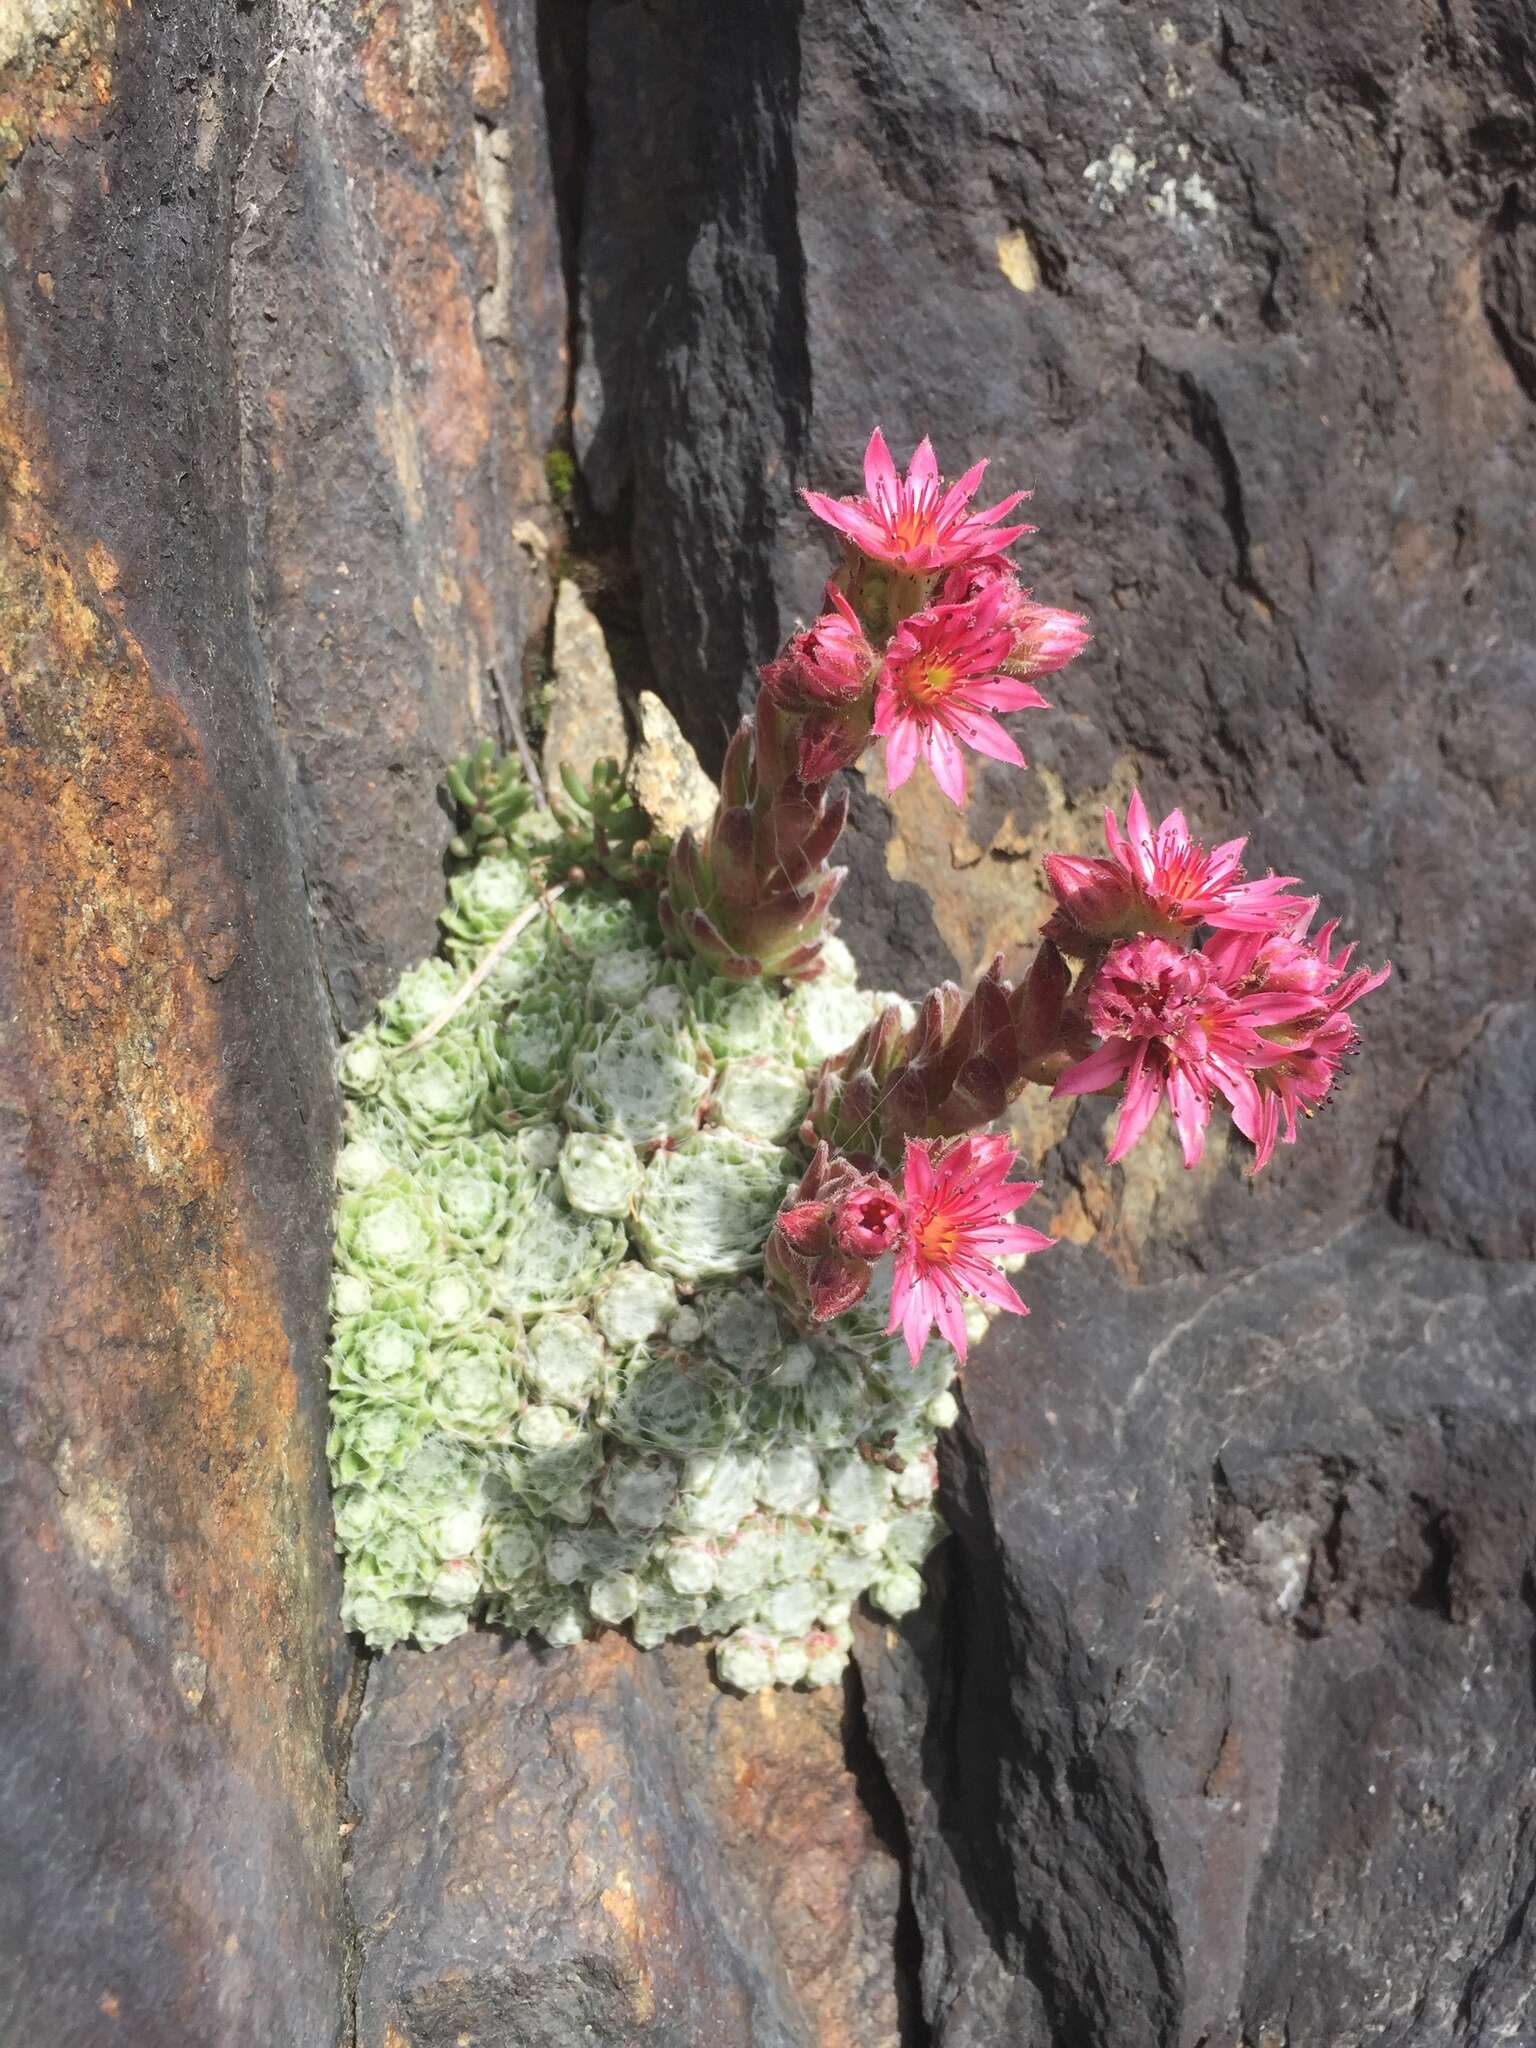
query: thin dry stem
[
  {"left": 396, "top": 886, "right": 567, "bottom": 1055},
  {"left": 490, "top": 662, "right": 549, "bottom": 810}
]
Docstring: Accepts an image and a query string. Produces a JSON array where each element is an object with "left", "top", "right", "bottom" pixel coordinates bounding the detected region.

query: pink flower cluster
[
  {"left": 741, "top": 429, "right": 1390, "bottom": 1363},
  {"left": 802, "top": 429, "right": 1090, "bottom": 807},
  {"left": 1048, "top": 797, "right": 1390, "bottom": 1172},
  {"left": 767, "top": 1134, "right": 1054, "bottom": 1365}
]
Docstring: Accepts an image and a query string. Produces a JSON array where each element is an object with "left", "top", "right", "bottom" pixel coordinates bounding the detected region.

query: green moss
[{"left": 544, "top": 447, "right": 577, "bottom": 508}]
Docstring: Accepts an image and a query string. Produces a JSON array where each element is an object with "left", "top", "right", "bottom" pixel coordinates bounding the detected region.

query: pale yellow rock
[
  {"left": 543, "top": 580, "right": 629, "bottom": 786},
  {"left": 630, "top": 690, "right": 719, "bottom": 841},
  {"left": 996, "top": 229, "right": 1040, "bottom": 292}
]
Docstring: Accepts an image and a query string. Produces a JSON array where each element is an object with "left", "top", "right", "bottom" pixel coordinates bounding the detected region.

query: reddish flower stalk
[
  {"left": 665, "top": 429, "right": 1088, "bottom": 984},
  {"left": 806, "top": 945, "right": 1077, "bottom": 1169},
  {"left": 659, "top": 706, "right": 852, "bottom": 981},
  {"left": 661, "top": 425, "right": 1389, "bottom": 1369}
]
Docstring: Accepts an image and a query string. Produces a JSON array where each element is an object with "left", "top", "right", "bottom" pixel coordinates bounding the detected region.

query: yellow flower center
[
  {"left": 891, "top": 506, "right": 939, "bottom": 549},
  {"left": 903, "top": 657, "right": 954, "bottom": 709},
  {"left": 916, "top": 1209, "right": 960, "bottom": 1266}
]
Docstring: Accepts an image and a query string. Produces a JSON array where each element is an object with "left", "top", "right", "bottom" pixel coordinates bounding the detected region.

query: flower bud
[{"left": 763, "top": 1143, "right": 904, "bottom": 1329}]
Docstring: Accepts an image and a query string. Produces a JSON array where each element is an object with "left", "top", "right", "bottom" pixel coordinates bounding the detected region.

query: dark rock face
[
  {"left": 580, "top": 0, "right": 1536, "bottom": 1266},
  {"left": 860, "top": 1226, "right": 1536, "bottom": 2044},
  {"left": 349, "top": 1632, "right": 917, "bottom": 2048},
  {"left": 1395, "top": 1001, "right": 1536, "bottom": 1262},
  {"left": 573, "top": 3, "right": 1536, "bottom": 2040}
]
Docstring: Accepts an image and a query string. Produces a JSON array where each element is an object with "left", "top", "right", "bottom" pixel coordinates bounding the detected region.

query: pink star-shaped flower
[
  {"left": 802, "top": 428, "right": 1033, "bottom": 574},
  {"left": 888, "top": 1133, "right": 1054, "bottom": 1364},
  {"left": 1043, "top": 790, "right": 1310, "bottom": 948},
  {"left": 874, "top": 582, "right": 1050, "bottom": 806}
]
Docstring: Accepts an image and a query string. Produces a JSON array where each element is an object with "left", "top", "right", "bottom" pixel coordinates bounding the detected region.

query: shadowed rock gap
[
  {"left": 335, "top": 1652, "right": 373, "bottom": 2048},
  {"left": 843, "top": 1661, "right": 933, "bottom": 2048},
  {"left": 543, "top": 15, "right": 938, "bottom": 2038}
]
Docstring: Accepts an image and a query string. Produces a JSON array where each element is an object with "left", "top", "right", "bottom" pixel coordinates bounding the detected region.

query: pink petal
[
  {"left": 1334, "top": 960, "right": 1391, "bottom": 1009},
  {"left": 934, "top": 1281, "right": 969, "bottom": 1361},
  {"left": 944, "top": 706, "right": 1027, "bottom": 769},
  {"left": 1105, "top": 1053, "right": 1162, "bottom": 1163},
  {"left": 1124, "top": 790, "right": 1155, "bottom": 887},
  {"left": 1238, "top": 992, "right": 1320, "bottom": 1027},
  {"left": 969, "top": 488, "right": 1029, "bottom": 522},
  {"left": 831, "top": 504, "right": 899, "bottom": 554},
  {"left": 907, "top": 436, "right": 940, "bottom": 491},
  {"left": 883, "top": 714, "right": 921, "bottom": 792},
  {"left": 827, "top": 585, "right": 863, "bottom": 631},
  {"left": 1053, "top": 1041, "right": 1135, "bottom": 1098},
  {"left": 1165, "top": 1065, "right": 1209, "bottom": 1169},
  {"left": 957, "top": 1262, "right": 1029, "bottom": 1317},
  {"left": 964, "top": 520, "right": 1034, "bottom": 554},
  {"left": 925, "top": 725, "right": 969, "bottom": 806},
  {"left": 1246, "top": 1094, "right": 1280, "bottom": 1175},
  {"left": 988, "top": 1222, "right": 1055, "bottom": 1256},
  {"left": 976, "top": 677, "right": 1051, "bottom": 712},
  {"left": 1212, "top": 1061, "right": 1262, "bottom": 1131},
  {"left": 936, "top": 458, "right": 987, "bottom": 517},
  {"left": 1208, "top": 835, "right": 1248, "bottom": 878},
  {"left": 1103, "top": 803, "right": 1130, "bottom": 865},
  {"left": 901, "top": 1137, "right": 936, "bottom": 1205},
  {"left": 864, "top": 427, "right": 897, "bottom": 499},
  {"left": 800, "top": 489, "right": 861, "bottom": 539}
]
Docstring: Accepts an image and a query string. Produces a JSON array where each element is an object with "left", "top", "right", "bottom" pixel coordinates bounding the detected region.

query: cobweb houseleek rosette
[{"left": 325, "top": 796, "right": 964, "bottom": 1685}]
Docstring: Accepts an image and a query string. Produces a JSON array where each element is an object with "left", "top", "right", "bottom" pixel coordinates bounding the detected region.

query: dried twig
[
  {"left": 396, "top": 886, "right": 566, "bottom": 1056},
  {"left": 490, "top": 662, "right": 548, "bottom": 810}
]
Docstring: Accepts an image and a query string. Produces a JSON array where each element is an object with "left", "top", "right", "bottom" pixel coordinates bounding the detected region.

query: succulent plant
[
  {"left": 549, "top": 757, "right": 667, "bottom": 891},
  {"left": 557, "top": 1131, "right": 643, "bottom": 1218},
  {"left": 441, "top": 853, "right": 539, "bottom": 957},
  {"left": 326, "top": 777, "right": 967, "bottom": 1695},
  {"left": 631, "top": 1129, "right": 794, "bottom": 1283},
  {"left": 444, "top": 737, "right": 540, "bottom": 863},
  {"left": 492, "top": 1175, "right": 628, "bottom": 1313},
  {"left": 482, "top": 985, "right": 583, "bottom": 1126},
  {"left": 420, "top": 1136, "right": 521, "bottom": 1253},
  {"left": 323, "top": 429, "right": 1389, "bottom": 1699},
  {"left": 565, "top": 1008, "right": 711, "bottom": 1144},
  {"left": 375, "top": 956, "right": 464, "bottom": 1045},
  {"left": 383, "top": 1031, "right": 490, "bottom": 1146},
  {"left": 712, "top": 1055, "right": 808, "bottom": 1144}
]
